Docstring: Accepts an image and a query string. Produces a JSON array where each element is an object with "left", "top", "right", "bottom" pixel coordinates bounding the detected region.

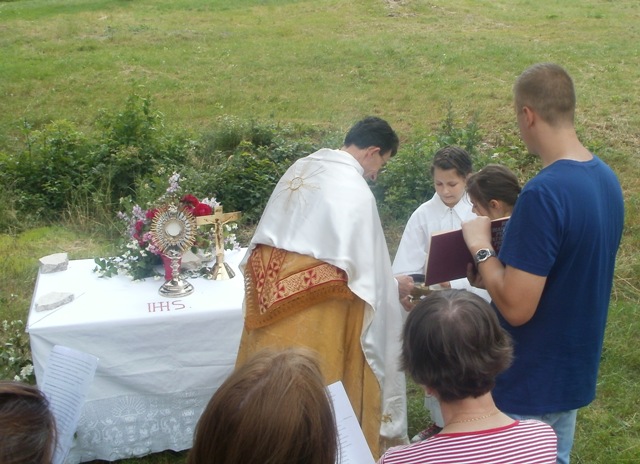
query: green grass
[
  {"left": 1, "top": 0, "right": 639, "bottom": 147},
  {"left": 1, "top": 0, "right": 639, "bottom": 462}
]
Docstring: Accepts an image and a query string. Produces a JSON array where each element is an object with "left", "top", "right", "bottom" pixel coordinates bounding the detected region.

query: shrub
[
  {"left": 90, "top": 93, "right": 196, "bottom": 203},
  {"left": 188, "top": 122, "right": 325, "bottom": 223},
  {"left": 436, "top": 107, "right": 483, "bottom": 155},
  {"left": 0, "top": 120, "right": 93, "bottom": 222},
  {"left": 0, "top": 175, "right": 19, "bottom": 233},
  {"left": 373, "top": 137, "right": 440, "bottom": 222}
]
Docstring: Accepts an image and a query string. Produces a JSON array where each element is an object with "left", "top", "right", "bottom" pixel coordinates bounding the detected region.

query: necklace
[{"left": 447, "top": 409, "right": 500, "bottom": 425}]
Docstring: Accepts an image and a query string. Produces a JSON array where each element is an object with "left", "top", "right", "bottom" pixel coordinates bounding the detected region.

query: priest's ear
[{"left": 365, "top": 146, "right": 382, "bottom": 158}]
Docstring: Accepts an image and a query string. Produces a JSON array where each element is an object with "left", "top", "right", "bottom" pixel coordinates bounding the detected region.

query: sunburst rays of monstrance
[{"left": 150, "top": 204, "right": 198, "bottom": 297}]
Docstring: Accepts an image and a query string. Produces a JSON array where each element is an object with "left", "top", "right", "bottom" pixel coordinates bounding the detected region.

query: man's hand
[
  {"left": 400, "top": 295, "right": 415, "bottom": 311},
  {"left": 395, "top": 274, "right": 414, "bottom": 300},
  {"left": 466, "top": 262, "right": 486, "bottom": 289},
  {"left": 461, "top": 216, "right": 492, "bottom": 253}
]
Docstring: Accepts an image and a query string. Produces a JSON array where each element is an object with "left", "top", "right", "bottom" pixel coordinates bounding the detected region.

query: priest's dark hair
[
  {"left": 402, "top": 289, "right": 513, "bottom": 402},
  {"left": 0, "top": 381, "right": 57, "bottom": 464},
  {"left": 343, "top": 116, "right": 400, "bottom": 157},
  {"left": 187, "top": 347, "right": 337, "bottom": 464}
]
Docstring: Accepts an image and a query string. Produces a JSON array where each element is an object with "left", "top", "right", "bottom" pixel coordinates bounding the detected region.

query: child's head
[
  {"left": 466, "top": 164, "right": 521, "bottom": 220},
  {"left": 431, "top": 146, "right": 473, "bottom": 208}
]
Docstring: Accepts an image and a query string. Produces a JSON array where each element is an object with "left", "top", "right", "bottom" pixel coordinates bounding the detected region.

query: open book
[
  {"left": 41, "top": 345, "right": 99, "bottom": 464},
  {"left": 327, "top": 381, "right": 375, "bottom": 464},
  {"left": 424, "top": 216, "right": 509, "bottom": 286}
]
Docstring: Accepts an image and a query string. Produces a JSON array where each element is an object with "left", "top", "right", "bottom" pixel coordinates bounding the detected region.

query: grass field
[{"left": 1, "top": 0, "right": 639, "bottom": 462}]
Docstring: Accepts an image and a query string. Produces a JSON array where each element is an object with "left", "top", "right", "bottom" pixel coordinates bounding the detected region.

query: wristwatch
[{"left": 474, "top": 248, "right": 496, "bottom": 265}]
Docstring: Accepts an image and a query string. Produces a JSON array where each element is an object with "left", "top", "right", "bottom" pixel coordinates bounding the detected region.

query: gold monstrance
[
  {"left": 196, "top": 205, "right": 241, "bottom": 280},
  {"left": 150, "top": 204, "right": 198, "bottom": 297}
]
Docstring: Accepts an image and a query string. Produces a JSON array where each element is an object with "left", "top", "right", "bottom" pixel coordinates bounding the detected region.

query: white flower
[
  {"left": 200, "top": 197, "right": 220, "bottom": 208},
  {"left": 20, "top": 364, "right": 33, "bottom": 378}
]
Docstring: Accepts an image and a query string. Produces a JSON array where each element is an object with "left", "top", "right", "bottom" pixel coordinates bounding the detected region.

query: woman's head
[
  {"left": 0, "top": 381, "right": 57, "bottom": 464},
  {"left": 466, "top": 164, "right": 521, "bottom": 219},
  {"left": 431, "top": 146, "right": 473, "bottom": 208},
  {"left": 401, "top": 289, "right": 513, "bottom": 403},
  {"left": 188, "top": 347, "right": 337, "bottom": 464}
]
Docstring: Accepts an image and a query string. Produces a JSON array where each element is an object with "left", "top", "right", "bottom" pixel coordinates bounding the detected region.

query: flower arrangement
[{"left": 94, "top": 173, "right": 240, "bottom": 280}]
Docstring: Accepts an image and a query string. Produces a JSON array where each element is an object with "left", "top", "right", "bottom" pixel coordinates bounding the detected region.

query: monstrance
[{"left": 150, "top": 204, "right": 198, "bottom": 297}]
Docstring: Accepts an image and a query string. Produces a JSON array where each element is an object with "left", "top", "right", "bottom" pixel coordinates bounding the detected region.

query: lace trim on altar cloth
[
  {"left": 66, "top": 389, "right": 214, "bottom": 463},
  {"left": 244, "top": 245, "right": 353, "bottom": 330}
]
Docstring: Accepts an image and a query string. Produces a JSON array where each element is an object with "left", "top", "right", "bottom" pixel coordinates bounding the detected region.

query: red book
[{"left": 424, "top": 217, "right": 509, "bottom": 286}]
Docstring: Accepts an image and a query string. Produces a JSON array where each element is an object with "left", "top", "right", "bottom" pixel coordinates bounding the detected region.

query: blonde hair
[
  {"left": 514, "top": 63, "right": 576, "bottom": 125},
  {"left": 188, "top": 347, "right": 337, "bottom": 464}
]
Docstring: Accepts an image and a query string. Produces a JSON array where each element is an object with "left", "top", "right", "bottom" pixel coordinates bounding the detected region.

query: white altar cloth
[{"left": 27, "top": 250, "right": 246, "bottom": 463}]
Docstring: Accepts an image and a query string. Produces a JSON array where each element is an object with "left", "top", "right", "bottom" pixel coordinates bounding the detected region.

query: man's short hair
[
  {"left": 343, "top": 116, "right": 399, "bottom": 157},
  {"left": 402, "top": 289, "right": 513, "bottom": 402},
  {"left": 514, "top": 63, "right": 576, "bottom": 126}
]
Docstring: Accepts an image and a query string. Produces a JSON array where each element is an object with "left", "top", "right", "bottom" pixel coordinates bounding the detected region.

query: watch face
[{"left": 475, "top": 249, "right": 494, "bottom": 263}]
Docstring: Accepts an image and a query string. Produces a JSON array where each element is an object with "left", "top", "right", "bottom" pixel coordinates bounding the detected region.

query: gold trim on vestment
[{"left": 244, "top": 245, "right": 353, "bottom": 330}]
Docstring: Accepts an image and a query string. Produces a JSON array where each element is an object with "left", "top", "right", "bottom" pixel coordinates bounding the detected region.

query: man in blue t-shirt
[{"left": 462, "top": 63, "right": 624, "bottom": 464}]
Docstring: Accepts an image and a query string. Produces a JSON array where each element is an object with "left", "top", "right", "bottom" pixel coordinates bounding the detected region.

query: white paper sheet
[
  {"left": 40, "top": 345, "right": 99, "bottom": 464},
  {"left": 327, "top": 381, "right": 376, "bottom": 464}
]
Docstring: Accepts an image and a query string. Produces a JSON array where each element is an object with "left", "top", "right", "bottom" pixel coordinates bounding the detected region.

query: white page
[
  {"left": 327, "top": 381, "right": 376, "bottom": 464},
  {"left": 40, "top": 345, "right": 99, "bottom": 464}
]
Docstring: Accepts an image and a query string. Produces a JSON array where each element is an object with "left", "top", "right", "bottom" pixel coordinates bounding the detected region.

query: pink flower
[{"left": 133, "top": 219, "right": 152, "bottom": 246}]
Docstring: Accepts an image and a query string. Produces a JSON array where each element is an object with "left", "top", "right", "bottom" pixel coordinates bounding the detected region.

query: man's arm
[{"left": 462, "top": 217, "right": 546, "bottom": 326}]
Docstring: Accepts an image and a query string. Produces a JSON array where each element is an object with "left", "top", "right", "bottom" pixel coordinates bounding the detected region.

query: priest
[{"left": 235, "top": 116, "right": 412, "bottom": 457}]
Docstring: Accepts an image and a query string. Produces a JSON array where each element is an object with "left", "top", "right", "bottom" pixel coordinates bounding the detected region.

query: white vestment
[{"left": 240, "top": 148, "right": 408, "bottom": 442}]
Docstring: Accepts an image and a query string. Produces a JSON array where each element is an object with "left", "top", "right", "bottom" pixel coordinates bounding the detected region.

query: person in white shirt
[
  {"left": 392, "top": 146, "right": 487, "bottom": 439},
  {"left": 393, "top": 146, "right": 485, "bottom": 296}
]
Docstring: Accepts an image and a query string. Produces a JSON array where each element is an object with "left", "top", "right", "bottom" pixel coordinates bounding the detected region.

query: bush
[
  {"left": 186, "top": 121, "right": 327, "bottom": 223},
  {"left": 0, "top": 176, "right": 19, "bottom": 233},
  {"left": 373, "top": 137, "right": 440, "bottom": 222},
  {"left": 0, "top": 120, "right": 93, "bottom": 222},
  {"left": 91, "top": 93, "right": 196, "bottom": 204},
  {"left": 0, "top": 97, "right": 541, "bottom": 235}
]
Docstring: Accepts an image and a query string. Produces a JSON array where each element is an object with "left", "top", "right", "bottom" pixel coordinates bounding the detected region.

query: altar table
[{"left": 27, "top": 250, "right": 247, "bottom": 463}]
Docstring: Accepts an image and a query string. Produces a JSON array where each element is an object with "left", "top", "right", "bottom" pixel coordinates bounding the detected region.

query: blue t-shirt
[{"left": 494, "top": 155, "right": 624, "bottom": 414}]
